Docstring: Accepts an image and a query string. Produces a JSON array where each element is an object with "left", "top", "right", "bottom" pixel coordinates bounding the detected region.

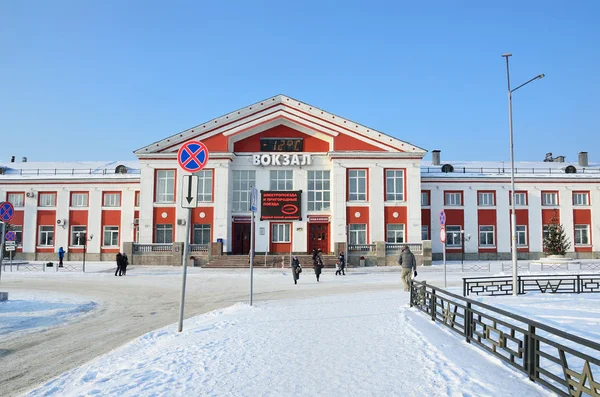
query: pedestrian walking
[
  {"left": 335, "top": 261, "right": 341, "bottom": 276},
  {"left": 121, "top": 253, "right": 129, "bottom": 276},
  {"left": 115, "top": 252, "right": 123, "bottom": 276},
  {"left": 291, "top": 255, "right": 302, "bottom": 284},
  {"left": 338, "top": 252, "right": 346, "bottom": 275},
  {"left": 398, "top": 245, "right": 417, "bottom": 291},
  {"left": 313, "top": 248, "right": 324, "bottom": 282},
  {"left": 58, "top": 247, "right": 65, "bottom": 267}
]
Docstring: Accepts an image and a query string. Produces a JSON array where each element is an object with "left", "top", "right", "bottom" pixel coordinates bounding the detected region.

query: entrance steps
[{"left": 203, "top": 254, "right": 339, "bottom": 269}]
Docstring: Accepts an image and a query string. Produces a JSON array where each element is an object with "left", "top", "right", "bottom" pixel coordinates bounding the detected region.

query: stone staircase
[{"left": 203, "top": 254, "right": 339, "bottom": 269}]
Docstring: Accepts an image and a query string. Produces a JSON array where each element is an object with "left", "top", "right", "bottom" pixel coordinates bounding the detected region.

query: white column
[
  {"left": 175, "top": 172, "right": 189, "bottom": 243},
  {"left": 23, "top": 193, "right": 38, "bottom": 254},
  {"left": 463, "top": 188, "right": 478, "bottom": 253},
  {"left": 560, "top": 189, "right": 574, "bottom": 253},
  {"left": 87, "top": 189, "right": 102, "bottom": 254},
  {"left": 528, "top": 189, "right": 543, "bottom": 252},
  {"left": 120, "top": 189, "right": 136, "bottom": 249},
  {"left": 55, "top": 189, "right": 70, "bottom": 251},
  {"left": 294, "top": 167, "right": 308, "bottom": 252},
  {"left": 591, "top": 187, "right": 600, "bottom": 251},
  {"left": 331, "top": 161, "right": 347, "bottom": 249},
  {"left": 496, "top": 187, "right": 511, "bottom": 253},
  {"left": 214, "top": 163, "right": 230, "bottom": 250},
  {"left": 369, "top": 166, "right": 385, "bottom": 242},
  {"left": 406, "top": 164, "right": 422, "bottom": 243},
  {"left": 429, "top": 186, "right": 443, "bottom": 253},
  {"left": 139, "top": 165, "right": 155, "bottom": 243}
]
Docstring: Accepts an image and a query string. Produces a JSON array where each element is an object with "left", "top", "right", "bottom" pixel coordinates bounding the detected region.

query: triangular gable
[
  {"left": 233, "top": 125, "right": 330, "bottom": 152},
  {"left": 134, "top": 95, "right": 427, "bottom": 156}
]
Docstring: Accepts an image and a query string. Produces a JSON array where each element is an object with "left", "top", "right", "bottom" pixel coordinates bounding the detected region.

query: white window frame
[
  {"left": 271, "top": 223, "right": 291, "bottom": 243},
  {"left": 542, "top": 192, "right": 558, "bottom": 206},
  {"left": 195, "top": 170, "right": 213, "bottom": 202},
  {"left": 71, "top": 225, "right": 87, "bottom": 246},
  {"left": 479, "top": 225, "right": 495, "bottom": 247},
  {"left": 193, "top": 224, "right": 211, "bottom": 245},
  {"left": 445, "top": 192, "right": 462, "bottom": 206},
  {"left": 543, "top": 225, "right": 550, "bottom": 241},
  {"left": 385, "top": 170, "right": 404, "bottom": 201},
  {"left": 7, "top": 193, "right": 24, "bottom": 207},
  {"left": 134, "top": 224, "right": 140, "bottom": 243},
  {"left": 71, "top": 193, "right": 89, "bottom": 207},
  {"left": 514, "top": 192, "right": 527, "bottom": 206},
  {"left": 103, "top": 193, "right": 120, "bottom": 207},
  {"left": 269, "top": 170, "right": 293, "bottom": 191},
  {"left": 349, "top": 224, "right": 367, "bottom": 245},
  {"left": 421, "top": 225, "right": 429, "bottom": 240},
  {"left": 575, "top": 224, "right": 590, "bottom": 246},
  {"left": 39, "top": 193, "right": 56, "bottom": 207},
  {"left": 573, "top": 192, "right": 589, "bottom": 206},
  {"left": 103, "top": 226, "right": 119, "bottom": 247},
  {"left": 156, "top": 170, "right": 175, "bottom": 203},
  {"left": 478, "top": 192, "right": 495, "bottom": 206},
  {"left": 12, "top": 225, "right": 23, "bottom": 247},
  {"left": 516, "top": 225, "right": 527, "bottom": 247},
  {"left": 308, "top": 170, "right": 331, "bottom": 211},
  {"left": 232, "top": 170, "right": 256, "bottom": 212},
  {"left": 446, "top": 226, "right": 462, "bottom": 247},
  {"left": 348, "top": 169, "right": 367, "bottom": 201},
  {"left": 39, "top": 225, "right": 55, "bottom": 246},
  {"left": 421, "top": 192, "right": 429, "bottom": 206},
  {"left": 155, "top": 224, "right": 173, "bottom": 244},
  {"left": 386, "top": 224, "right": 405, "bottom": 243}
]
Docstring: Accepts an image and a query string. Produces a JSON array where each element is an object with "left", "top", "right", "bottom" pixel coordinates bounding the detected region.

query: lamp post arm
[{"left": 511, "top": 74, "right": 545, "bottom": 93}]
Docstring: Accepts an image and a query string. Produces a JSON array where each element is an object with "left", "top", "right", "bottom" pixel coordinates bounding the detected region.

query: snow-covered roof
[{"left": 0, "top": 160, "right": 141, "bottom": 181}]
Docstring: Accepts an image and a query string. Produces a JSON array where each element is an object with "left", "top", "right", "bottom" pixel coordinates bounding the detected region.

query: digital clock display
[{"left": 260, "top": 138, "right": 303, "bottom": 152}]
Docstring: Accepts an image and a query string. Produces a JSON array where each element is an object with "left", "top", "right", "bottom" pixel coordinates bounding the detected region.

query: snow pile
[
  {"left": 0, "top": 292, "right": 97, "bottom": 341},
  {"left": 25, "top": 290, "right": 552, "bottom": 396}
]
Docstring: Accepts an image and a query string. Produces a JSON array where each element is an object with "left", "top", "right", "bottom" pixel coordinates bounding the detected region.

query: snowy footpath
[{"left": 25, "top": 290, "right": 553, "bottom": 397}]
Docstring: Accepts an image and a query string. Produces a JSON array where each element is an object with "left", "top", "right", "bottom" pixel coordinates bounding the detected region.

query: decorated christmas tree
[{"left": 543, "top": 211, "right": 571, "bottom": 255}]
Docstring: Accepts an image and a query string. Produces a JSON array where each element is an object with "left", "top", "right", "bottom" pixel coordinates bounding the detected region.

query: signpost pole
[
  {"left": 250, "top": 210, "right": 255, "bottom": 306},
  {"left": 178, "top": 207, "right": 192, "bottom": 332},
  {"left": 0, "top": 222, "right": 5, "bottom": 282},
  {"left": 443, "top": 240, "right": 447, "bottom": 289}
]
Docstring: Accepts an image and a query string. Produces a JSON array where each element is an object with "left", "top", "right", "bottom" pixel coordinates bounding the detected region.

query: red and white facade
[{"left": 1, "top": 95, "right": 598, "bottom": 260}]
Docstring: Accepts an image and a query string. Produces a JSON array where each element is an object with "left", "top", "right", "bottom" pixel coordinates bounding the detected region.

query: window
[
  {"left": 308, "top": 171, "right": 330, "bottom": 211},
  {"left": 573, "top": 192, "right": 589, "bottom": 206},
  {"left": 516, "top": 225, "right": 527, "bottom": 246},
  {"left": 543, "top": 225, "right": 550, "bottom": 241},
  {"left": 135, "top": 191, "right": 140, "bottom": 207},
  {"left": 514, "top": 192, "right": 527, "bottom": 206},
  {"left": 156, "top": 170, "right": 175, "bottom": 203},
  {"left": 446, "top": 226, "right": 462, "bottom": 247},
  {"left": 270, "top": 170, "right": 293, "bottom": 191},
  {"left": 39, "top": 226, "right": 54, "bottom": 246},
  {"left": 103, "top": 193, "right": 121, "bottom": 207},
  {"left": 232, "top": 170, "right": 256, "bottom": 212},
  {"left": 445, "top": 192, "right": 462, "bottom": 206},
  {"left": 155, "top": 224, "right": 173, "bottom": 244},
  {"left": 7, "top": 193, "right": 24, "bottom": 207},
  {"left": 272, "top": 224, "right": 291, "bottom": 243},
  {"left": 386, "top": 224, "right": 405, "bottom": 243},
  {"left": 196, "top": 170, "right": 213, "bottom": 202},
  {"left": 103, "top": 226, "right": 119, "bottom": 247},
  {"left": 348, "top": 169, "right": 367, "bottom": 201},
  {"left": 193, "top": 224, "right": 211, "bottom": 245},
  {"left": 134, "top": 224, "right": 139, "bottom": 243},
  {"left": 39, "top": 193, "right": 56, "bottom": 207},
  {"left": 575, "top": 225, "right": 590, "bottom": 245},
  {"left": 349, "top": 224, "right": 367, "bottom": 245},
  {"left": 385, "top": 170, "right": 404, "bottom": 201},
  {"left": 421, "top": 225, "right": 429, "bottom": 240},
  {"left": 542, "top": 192, "right": 558, "bottom": 206},
  {"left": 12, "top": 225, "right": 23, "bottom": 246},
  {"left": 421, "top": 192, "right": 430, "bottom": 206},
  {"left": 71, "top": 226, "right": 87, "bottom": 246},
  {"left": 71, "top": 193, "right": 88, "bottom": 207},
  {"left": 479, "top": 226, "right": 495, "bottom": 246},
  {"left": 478, "top": 192, "right": 495, "bottom": 206}
]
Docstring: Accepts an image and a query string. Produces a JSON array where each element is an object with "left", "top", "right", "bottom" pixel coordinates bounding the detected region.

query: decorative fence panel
[
  {"left": 133, "top": 244, "right": 173, "bottom": 254},
  {"left": 501, "top": 262, "right": 531, "bottom": 272},
  {"left": 463, "top": 274, "right": 600, "bottom": 297},
  {"left": 385, "top": 243, "right": 423, "bottom": 253},
  {"left": 461, "top": 262, "right": 490, "bottom": 273},
  {"left": 348, "top": 244, "right": 376, "bottom": 253},
  {"left": 410, "top": 280, "right": 600, "bottom": 397}
]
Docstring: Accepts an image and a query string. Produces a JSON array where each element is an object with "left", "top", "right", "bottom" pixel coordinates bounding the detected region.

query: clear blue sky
[{"left": 1, "top": 1, "right": 598, "bottom": 163}]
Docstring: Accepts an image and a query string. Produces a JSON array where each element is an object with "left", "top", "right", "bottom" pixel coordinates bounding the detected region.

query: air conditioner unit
[
  {"left": 56, "top": 219, "right": 67, "bottom": 226},
  {"left": 26, "top": 191, "right": 35, "bottom": 198},
  {"left": 133, "top": 218, "right": 140, "bottom": 225},
  {"left": 177, "top": 219, "right": 186, "bottom": 226}
]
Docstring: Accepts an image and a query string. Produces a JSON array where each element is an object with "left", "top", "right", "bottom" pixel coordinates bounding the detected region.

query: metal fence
[
  {"left": 410, "top": 280, "right": 600, "bottom": 397},
  {"left": 463, "top": 274, "right": 600, "bottom": 297},
  {"left": 461, "top": 262, "right": 491, "bottom": 272},
  {"left": 133, "top": 244, "right": 173, "bottom": 253},
  {"left": 421, "top": 165, "right": 600, "bottom": 175},
  {"left": 501, "top": 262, "right": 532, "bottom": 272}
]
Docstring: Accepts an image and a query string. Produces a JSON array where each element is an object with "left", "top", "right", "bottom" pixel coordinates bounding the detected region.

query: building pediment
[{"left": 134, "top": 94, "right": 426, "bottom": 157}]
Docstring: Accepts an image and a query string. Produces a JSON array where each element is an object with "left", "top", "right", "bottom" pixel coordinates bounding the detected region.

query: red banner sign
[
  {"left": 308, "top": 215, "right": 330, "bottom": 223},
  {"left": 261, "top": 191, "right": 302, "bottom": 221}
]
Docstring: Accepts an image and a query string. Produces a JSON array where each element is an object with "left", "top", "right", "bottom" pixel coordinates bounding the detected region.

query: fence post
[
  {"left": 577, "top": 275, "right": 581, "bottom": 294},
  {"left": 430, "top": 288, "right": 436, "bottom": 321},
  {"left": 463, "top": 278, "right": 467, "bottom": 297},
  {"left": 465, "top": 302, "right": 472, "bottom": 343},
  {"left": 524, "top": 325, "right": 537, "bottom": 381},
  {"left": 517, "top": 275, "right": 521, "bottom": 295},
  {"left": 409, "top": 280, "right": 414, "bottom": 308}
]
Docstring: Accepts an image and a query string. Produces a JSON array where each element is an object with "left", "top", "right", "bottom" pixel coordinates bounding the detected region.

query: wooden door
[
  {"left": 308, "top": 223, "right": 329, "bottom": 253},
  {"left": 232, "top": 223, "right": 251, "bottom": 255}
]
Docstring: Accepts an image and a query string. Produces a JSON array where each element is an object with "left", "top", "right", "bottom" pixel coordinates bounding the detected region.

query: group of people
[
  {"left": 115, "top": 252, "right": 129, "bottom": 276},
  {"left": 290, "top": 249, "right": 346, "bottom": 284},
  {"left": 289, "top": 245, "right": 418, "bottom": 291}
]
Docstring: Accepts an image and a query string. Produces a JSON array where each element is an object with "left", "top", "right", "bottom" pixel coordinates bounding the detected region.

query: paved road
[{"left": 0, "top": 267, "right": 403, "bottom": 396}]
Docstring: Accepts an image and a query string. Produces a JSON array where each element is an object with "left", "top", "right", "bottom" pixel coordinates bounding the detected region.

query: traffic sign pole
[
  {"left": 443, "top": 240, "right": 447, "bottom": 289},
  {"left": 249, "top": 187, "right": 258, "bottom": 306},
  {"left": 0, "top": 222, "right": 5, "bottom": 282},
  {"left": 177, "top": 207, "right": 192, "bottom": 333}
]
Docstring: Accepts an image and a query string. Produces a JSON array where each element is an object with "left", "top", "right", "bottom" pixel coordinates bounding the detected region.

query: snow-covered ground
[{"left": 24, "top": 290, "right": 554, "bottom": 397}]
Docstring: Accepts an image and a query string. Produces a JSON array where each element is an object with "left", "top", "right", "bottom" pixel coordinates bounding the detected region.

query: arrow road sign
[
  {"left": 177, "top": 141, "right": 209, "bottom": 172},
  {"left": 181, "top": 175, "right": 199, "bottom": 209},
  {"left": 439, "top": 210, "right": 446, "bottom": 226},
  {"left": 250, "top": 187, "right": 258, "bottom": 212},
  {"left": 5, "top": 231, "right": 16, "bottom": 241},
  {"left": 0, "top": 202, "right": 15, "bottom": 223}
]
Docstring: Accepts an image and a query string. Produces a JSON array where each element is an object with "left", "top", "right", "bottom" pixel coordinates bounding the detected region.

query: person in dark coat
[
  {"left": 291, "top": 256, "right": 301, "bottom": 284},
  {"left": 58, "top": 247, "right": 65, "bottom": 267},
  {"left": 312, "top": 248, "right": 324, "bottom": 282},
  {"left": 398, "top": 245, "right": 417, "bottom": 291},
  {"left": 115, "top": 252, "right": 123, "bottom": 276},
  {"left": 338, "top": 252, "right": 346, "bottom": 275},
  {"left": 121, "top": 253, "right": 129, "bottom": 276}
]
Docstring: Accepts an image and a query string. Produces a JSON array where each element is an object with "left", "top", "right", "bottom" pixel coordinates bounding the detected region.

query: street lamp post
[
  {"left": 460, "top": 230, "right": 470, "bottom": 264},
  {"left": 78, "top": 232, "right": 93, "bottom": 273},
  {"left": 502, "top": 53, "right": 544, "bottom": 296}
]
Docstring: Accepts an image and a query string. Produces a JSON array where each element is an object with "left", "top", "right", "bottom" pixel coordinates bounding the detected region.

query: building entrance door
[
  {"left": 308, "top": 223, "right": 329, "bottom": 253},
  {"left": 232, "top": 222, "right": 251, "bottom": 255}
]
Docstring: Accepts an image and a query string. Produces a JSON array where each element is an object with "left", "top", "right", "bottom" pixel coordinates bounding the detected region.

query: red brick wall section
[
  {"left": 574, "top": 209, "right": 592, "bottom": 252},
  {"left": 200, "top": 134, "right": 229, "bottom": 152},
  {"left": 478, "top": 209, "right": 497, "bottom": 253},
  {"left": 511, "top": 209, "right": 530, "bottom": 252},
  {"left": 421, "top": 209, "right": 431, "bottom": 240},
  {"left": 36, "top": 210, "right": 56, "bottom": 253},
  {"left": 101, "top": 210, "right": 121, "bottom": 253},
  {"left": 334, "top": 134, "right": 387, "bottom": 152},
  {"left": 191, "top": 207, "right": 215, "bottom": 243},
  {"left": 542, "top": 209, "right": 560, "bottom": 224},
  {"left": 347, "top": 206, "right": 370, "bottom": 243},
  {"left": 153, "top": 207, "right": 176, "bottom": 242},
  {"left": 385, "top": 206, "right": 408, "bottom": 241},
  {"left": 445, "top": 209, "right": 464, "bottom": 252},
  {"left": 69, "top": 210, "right": 88, "bottom": 253}
]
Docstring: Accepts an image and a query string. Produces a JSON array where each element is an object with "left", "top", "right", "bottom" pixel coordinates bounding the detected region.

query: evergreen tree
[{"left": 543, "top": 211, "right": 571, "bottom": 255}]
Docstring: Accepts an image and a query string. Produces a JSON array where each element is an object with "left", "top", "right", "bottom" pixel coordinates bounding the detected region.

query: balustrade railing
[
  {"left": 348, "top": 244, "right": 376, "bottom": 253},
  {"left": 189, "top": 244, "right": 209, "bottom": 253},
  {"left": 133, "top": 243, "right": 173, "bottom": 254},
  {"left": 385, "top": 242, "right": 422, "bottom": 253}
]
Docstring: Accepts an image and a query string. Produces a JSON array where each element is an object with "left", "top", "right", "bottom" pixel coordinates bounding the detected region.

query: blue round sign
[
  {"left": 177, "top": 141, "right": 209, "bottom": 172},
  {"left": 0, "top": 201, "right": 14, "bottom": 222},
  {"left": 5, "top": 231, "right": 16, "bottom": 241}
]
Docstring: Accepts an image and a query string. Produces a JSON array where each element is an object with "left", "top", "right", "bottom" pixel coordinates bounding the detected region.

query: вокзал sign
[{"left": 261, "top": 191, "right": 302, "bottom": 220}]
